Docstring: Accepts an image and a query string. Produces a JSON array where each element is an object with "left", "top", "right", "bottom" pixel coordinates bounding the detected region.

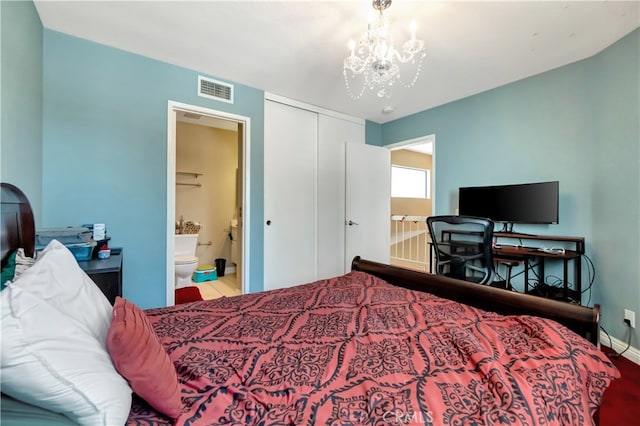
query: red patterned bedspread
[{"left": 128, "top": 271, "right": 618, "bottom": 425}]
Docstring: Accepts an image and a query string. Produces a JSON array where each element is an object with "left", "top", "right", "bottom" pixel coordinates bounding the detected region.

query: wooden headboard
[{"left": 1, "top": 183, "right": 35, "bottom": 267}]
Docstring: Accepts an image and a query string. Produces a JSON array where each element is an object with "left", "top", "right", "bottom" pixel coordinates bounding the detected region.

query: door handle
[{"left": 346, "top": 220, "right": 359, "bottom": 226}]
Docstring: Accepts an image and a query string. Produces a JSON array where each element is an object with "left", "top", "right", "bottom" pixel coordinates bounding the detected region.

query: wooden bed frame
[
  {"left": 1, "top": 182, "right": 599, "bottom": 346},
  {"left": 1, "top": 183, "right": 35, "bottom": 267},
  {"left": 352, "top": 256, "right": 599, "bottom": 345}
]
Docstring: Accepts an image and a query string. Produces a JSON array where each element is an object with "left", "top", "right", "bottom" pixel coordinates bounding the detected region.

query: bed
[{"left": 1, "top": 182, "right": 619, "bottom": 425}]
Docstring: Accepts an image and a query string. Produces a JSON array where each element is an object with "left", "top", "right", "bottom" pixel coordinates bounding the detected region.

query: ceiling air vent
[{"left": 198, "top": 75, "right": 234, "bottom": 104}]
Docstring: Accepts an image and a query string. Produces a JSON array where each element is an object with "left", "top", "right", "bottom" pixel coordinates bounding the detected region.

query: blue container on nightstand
[{"left": 67, "top": 243, "right": 95, "bottom": 261}]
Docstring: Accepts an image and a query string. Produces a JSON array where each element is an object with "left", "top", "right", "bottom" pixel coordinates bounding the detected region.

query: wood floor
[{"left": 194, "top": 273, "right": 242, "bottom": 300}]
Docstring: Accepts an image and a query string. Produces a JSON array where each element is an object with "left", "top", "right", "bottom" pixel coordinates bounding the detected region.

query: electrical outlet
[{"left": 624, "top": 309, "right": 635, "bottom": 328}]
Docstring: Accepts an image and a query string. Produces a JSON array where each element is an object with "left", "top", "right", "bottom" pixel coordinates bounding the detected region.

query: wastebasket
[{"left": 215, "top": 258, "right": 226, "bottom": 277}]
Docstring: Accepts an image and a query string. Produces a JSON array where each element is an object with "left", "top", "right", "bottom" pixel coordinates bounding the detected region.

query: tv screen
[{"left": 459, "top": 181, "right": 559, "bottom": 224}]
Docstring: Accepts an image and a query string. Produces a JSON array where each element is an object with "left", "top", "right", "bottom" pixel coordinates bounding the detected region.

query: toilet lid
[{"left": 175, "top": 255, "right": 198, "bottom": 265}]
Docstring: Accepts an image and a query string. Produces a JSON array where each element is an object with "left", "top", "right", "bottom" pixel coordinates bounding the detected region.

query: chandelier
[{"left": 343, "top": 0, "right": 426, "bottom": 99}]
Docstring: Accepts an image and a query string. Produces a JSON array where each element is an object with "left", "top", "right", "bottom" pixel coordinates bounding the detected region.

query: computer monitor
[{"left": 458, "top": 181, "right": 559, "bottom": 224}]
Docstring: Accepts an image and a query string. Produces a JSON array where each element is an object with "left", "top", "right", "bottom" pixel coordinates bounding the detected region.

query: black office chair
[{"left": 427, "top": 215, "right": 496, "bottom": 285}]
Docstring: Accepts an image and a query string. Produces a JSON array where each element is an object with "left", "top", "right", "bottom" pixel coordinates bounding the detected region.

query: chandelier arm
[
  {"left": 392, "top": 50, "right": 414, "bottom": 64},
  {"left": 345, "top": 55, "right": 373, "bottom": 75}
]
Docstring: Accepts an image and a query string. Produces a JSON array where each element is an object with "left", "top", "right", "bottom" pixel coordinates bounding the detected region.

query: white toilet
[{"left": 175, "top": 234, "right": 199, "bottom": 288}]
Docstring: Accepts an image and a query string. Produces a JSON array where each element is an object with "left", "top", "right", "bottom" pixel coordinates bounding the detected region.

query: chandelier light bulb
[{"left": 343, "top": 0, "right": 426, "bottom": 100}]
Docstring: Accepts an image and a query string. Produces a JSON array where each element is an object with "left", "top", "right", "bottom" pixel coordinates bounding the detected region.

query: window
[{"left": 391, "top": 165, "right": 430, "bottom": 199}]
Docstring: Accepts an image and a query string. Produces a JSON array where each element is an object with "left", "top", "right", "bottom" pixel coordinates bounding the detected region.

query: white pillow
[
  {"left": 1, "top": 240, "right": 132, "bottom": 425},
  {"left": 9, "top": 240, "right": 111, "bottom": 341}
]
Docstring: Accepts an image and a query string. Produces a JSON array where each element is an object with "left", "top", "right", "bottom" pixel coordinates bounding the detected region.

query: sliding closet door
[
  {"left": 317, "top": 115, "right": 364, "bottom": 279},
  {"left": 264, "top": 100, "right": 318, "bottom": 291}
]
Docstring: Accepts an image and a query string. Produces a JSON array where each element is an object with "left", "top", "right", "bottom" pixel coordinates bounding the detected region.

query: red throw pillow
[{"left": 106, "top": 297, "right": 181, "bottom": 419}]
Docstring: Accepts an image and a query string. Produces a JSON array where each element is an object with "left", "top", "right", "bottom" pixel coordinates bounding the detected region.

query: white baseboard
[{"left": 600, "top": 330, "right": 640, "bottom": 365}]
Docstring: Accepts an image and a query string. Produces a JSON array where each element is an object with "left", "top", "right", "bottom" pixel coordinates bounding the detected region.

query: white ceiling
[{"left": 34, "top": 1, "right": 639, "bottom": 124}]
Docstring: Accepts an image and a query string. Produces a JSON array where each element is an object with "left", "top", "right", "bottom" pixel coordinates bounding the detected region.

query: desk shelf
[{"left": 494, "top": 232, "right": 585, "bottom": 254}]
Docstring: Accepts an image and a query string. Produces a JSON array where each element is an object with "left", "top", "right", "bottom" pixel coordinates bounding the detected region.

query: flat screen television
[{"left": 459, "top": 181, "right": 559, "bottom": 224}]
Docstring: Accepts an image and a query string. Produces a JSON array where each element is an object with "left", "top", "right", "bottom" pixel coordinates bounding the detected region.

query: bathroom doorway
[{"left": 167, "top": 101, "right": 250, "bottom": 306}]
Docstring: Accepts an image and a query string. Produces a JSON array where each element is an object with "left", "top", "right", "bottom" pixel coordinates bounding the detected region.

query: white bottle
[{"left": 93, "top": 223, "right": 106, "bottom": 241}]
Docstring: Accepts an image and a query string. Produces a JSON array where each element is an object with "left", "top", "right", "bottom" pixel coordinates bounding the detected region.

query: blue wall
[
  {"left": 1, "top": 0, "right": 43, "bottom": 223},
  {"left": 590, "top": 30, "right": 640, "bottom": 343},
  {"left": 381, "top": 29, "right": 639, "bottom": 341},
  {"left": 42, "top": 30, "right": 264, "bottom": 309},
  {"left": 365, "top": 121, "right": 383, "bottom": 146}
]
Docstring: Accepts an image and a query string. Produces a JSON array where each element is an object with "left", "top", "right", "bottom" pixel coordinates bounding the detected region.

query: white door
[
  {"left": 345, "top": 143, "right": 391, "bottom": 271},
  {"left": 264, "top": 100, "right": 318, "bottom": 290},
  {"left": 317, "top": 115, "right": 364, "bottom": 280}
]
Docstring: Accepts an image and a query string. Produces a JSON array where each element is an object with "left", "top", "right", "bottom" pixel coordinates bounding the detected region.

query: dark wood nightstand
[{"left": 77, "top": 248, "right": 123, "bottom": 305}]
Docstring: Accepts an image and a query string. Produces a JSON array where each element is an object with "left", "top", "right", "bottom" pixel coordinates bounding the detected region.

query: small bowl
[{"left": 98, "top": 249, "right": 111, "bottom": 259}]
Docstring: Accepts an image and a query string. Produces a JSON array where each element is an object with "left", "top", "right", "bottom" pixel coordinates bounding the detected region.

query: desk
[
  {"left": 430, "top": 233, "right": 585, "bottom": 304},
  {"left": 77, "top": 249, "right": 123, "bottom": 305},
  {"left": 493, "top": 245, "right": 581, "bottom": 302},
  {"left": 494, "top": 233, "right": 584, "bottom": 303}
]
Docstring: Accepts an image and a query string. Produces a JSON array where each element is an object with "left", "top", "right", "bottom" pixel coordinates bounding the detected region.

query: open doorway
[
  {"left": 167, "top": 101, "right": 251, "bottom": 306},
  {"left": 386, "top": 135, "right": 435, "bottom": 272}
]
